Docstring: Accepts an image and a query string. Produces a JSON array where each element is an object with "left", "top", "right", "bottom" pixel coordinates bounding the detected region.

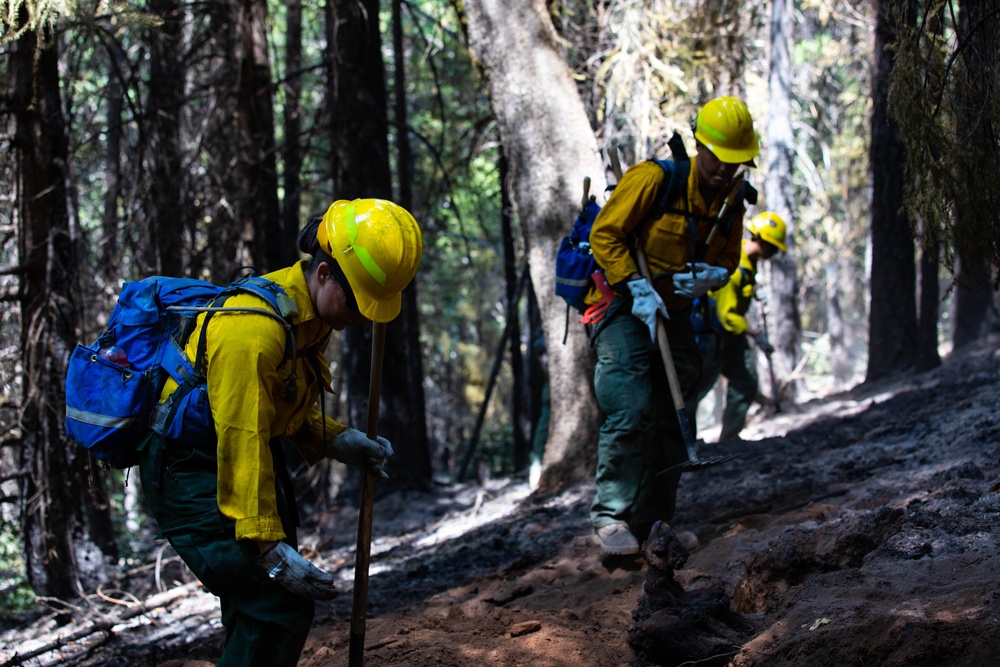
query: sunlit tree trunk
[
  {"left": 461, "top": 0, "right": 605, "bottom": 491},
  {"left": 765, "top": 0, "right": 802, "bottom": 405},
  {"left": 12, "top": 14, "right": 111, "bottom": 598},
  {"left": 867, "top": 0, "right": 918, "bottom": 382}
]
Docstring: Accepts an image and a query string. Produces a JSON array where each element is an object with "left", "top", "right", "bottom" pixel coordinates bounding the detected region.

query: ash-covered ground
[{"left": 4, "top": 338, "right": 999, "bottom": 667}]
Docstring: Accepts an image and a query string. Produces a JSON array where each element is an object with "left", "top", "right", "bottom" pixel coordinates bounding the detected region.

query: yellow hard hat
[
  {"left": 694, "top": 96, "right": 760, "bottom": 164},
  {"left": 317, "top": 198, "right": 423, "bottom": 323},
  {"left": 748, "top": 211, "right": 788, "bottom": 252}
]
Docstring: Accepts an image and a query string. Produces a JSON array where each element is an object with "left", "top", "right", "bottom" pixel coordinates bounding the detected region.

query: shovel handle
[
  {"left": 349, "top": 321, "right": 387, "bottom": 666},
  {"left": 633, "top": 245, "right": 697, "bottom": 458}
]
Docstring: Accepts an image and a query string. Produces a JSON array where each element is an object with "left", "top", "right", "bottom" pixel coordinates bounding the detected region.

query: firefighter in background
[
  {"left": 687, "top": 211, "right": 788, "bottom": 442},
  {"left": 584, "top": 96, "right": 760, "bottom": 556}
]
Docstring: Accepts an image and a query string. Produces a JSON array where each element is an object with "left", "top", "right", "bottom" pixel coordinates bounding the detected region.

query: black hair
[
  {"left": 298, "top": 213, "right": 361, "bottom": 314},
  {"left": 297, "top": 215, "right": 324, "bottom": 257}
]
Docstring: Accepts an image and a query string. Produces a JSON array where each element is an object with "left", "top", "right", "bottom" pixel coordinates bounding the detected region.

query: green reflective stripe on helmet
[
  {"left": 698, "top": 117, "right": 729, "bottom": 143},
  {"left": 344, "top": 204, "right": 388, "bottom": 286}
]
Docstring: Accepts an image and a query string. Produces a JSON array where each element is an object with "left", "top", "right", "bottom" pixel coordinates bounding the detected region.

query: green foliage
[
  {"left": 396, "top": 0, "right": 515, "bottom": 453},
  {"left": 0, "top": 514, "right": 34, "bottom": 614}
]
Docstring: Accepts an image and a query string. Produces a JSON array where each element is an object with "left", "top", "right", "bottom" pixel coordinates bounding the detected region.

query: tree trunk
[
  {"left": 765, "top": 0, "right": 802, "bottom": 405},
  {"left": 461, "top": 0, "right": 605, "bottom": 491},
  {"left": 146, "top": 0, "right": 188, "bottom": 277},
  {"left": 331, "top": 0, "right": 431, "bottom": 492},
  {"left": 867, "top": 0, "right": 918, "bottom": 382},
  {"left": 500, "top": 153, "right": 531, "bottom": 474},
  {"left": 282, "top": 0, "right": 304, "bottom": 261},
  {"left": 951, "top": 0, "right": 1000, "bottom": 349},
  {"left": 101, "top": 35, "right": 124, "bottom": 281},
  {"left": 239, "top": 0, "right": 285, "bottom": 273},
  {"left": 390, "top": 0, "right": 432, "bottom": 489},
  {"left": 12, "top": 16, "right": 113, "bottom": 599},
  {"left": 917, "top": 238, "right": 941, "bottom": 368}
]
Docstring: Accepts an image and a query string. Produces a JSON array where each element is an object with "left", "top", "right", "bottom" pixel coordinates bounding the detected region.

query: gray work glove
[
  {"left": 326, "top": 427, "right": 394, "bottom": 478},
  {"left": 628, "top": 278, "right": 669, "bottom": 342},
  {"left": 753, "top": 331, "right": 775, "bottom": 355},
  {"left": 253, "top": 541, "right": 339, "bottom": 600},
  {"left": 672, "top": 263, "right": 730, "bottom": 299}
]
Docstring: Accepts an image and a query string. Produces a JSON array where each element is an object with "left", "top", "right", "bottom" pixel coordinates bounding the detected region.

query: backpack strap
[
  {"left": 646, "top": 132, "right": 691, "bottom": 223},
  {"left": 153, "top": 278, "right": 300, "bottom": 438},
  {"left": 190, "top": 280, "right": 299, "bottom": 402},
  {"left": 648, "top": 138, "right": 759, "bottom": 264}
]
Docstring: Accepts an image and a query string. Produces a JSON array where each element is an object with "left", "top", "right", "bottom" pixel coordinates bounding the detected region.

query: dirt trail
[{"left": 3, "top": 339, "right": 999, "bottom": 667}]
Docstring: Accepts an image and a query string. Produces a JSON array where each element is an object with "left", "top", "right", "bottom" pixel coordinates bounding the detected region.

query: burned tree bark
[
  {"left": 867, "top": 0, "right": 918, "bottom": 382},
  {"left": 11, "top": 14, "right": 114, "bottom": 598},
  {"left": 329, "top": 0, "right": 432, "bottom": 492}
]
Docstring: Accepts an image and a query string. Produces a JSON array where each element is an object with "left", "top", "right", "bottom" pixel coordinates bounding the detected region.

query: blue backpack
[
  {"left": 555, "top": 132, "right": 759, "bottom": 344},
  {"left": 554, "top": 197, "right": 603, "bottom": 313},
  {"left": 65, "top": 273, "right": 298, "bottom": 469},
  {"left": 554, "top": 133, "right": 692, "bottom": 321}
]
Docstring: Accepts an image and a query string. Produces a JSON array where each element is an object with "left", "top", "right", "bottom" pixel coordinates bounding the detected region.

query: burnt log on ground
[{"left": 628, "top": 521, "right": 755, "bottom": 667}]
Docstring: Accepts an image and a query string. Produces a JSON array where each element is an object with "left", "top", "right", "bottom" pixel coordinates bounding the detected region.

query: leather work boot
[{"left": 593, "top": 522, "right": 640, "bottom": 555}]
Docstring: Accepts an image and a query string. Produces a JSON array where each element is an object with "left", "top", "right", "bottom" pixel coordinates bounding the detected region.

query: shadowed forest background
[{"left": 1, "top": 0, "right": 998, "bottom": 618}]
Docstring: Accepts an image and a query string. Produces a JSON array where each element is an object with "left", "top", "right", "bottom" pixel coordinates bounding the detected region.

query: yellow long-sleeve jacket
[
  {"left": 587, "top": 157, "right": 744, "bottom": 311},
  {"left": 712, "top": 241, "right": 757, "bottom": 335},
  {"left": 159, "top": 261, "right": 347, "bottom": 542}
]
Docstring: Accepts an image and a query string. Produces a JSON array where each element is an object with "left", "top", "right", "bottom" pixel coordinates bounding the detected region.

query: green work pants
[
  {"left": 590, "top": 305, "right": 701, "bottom": 539},
  {"left": 138, "top": 435, "right": 314, "bottom": 667},
  {"left": 689, "top": 331, "right": 758, "bottom": 441}
]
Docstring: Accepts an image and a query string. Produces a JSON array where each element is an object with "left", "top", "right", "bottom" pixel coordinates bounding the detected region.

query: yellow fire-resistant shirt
[
  {"left": 711, "top": 241, "right": 757, "bottom": 335},
  {"left": 587, "top": 157, "right": 745, "bottom": 311},
  {"left": 159, "top": 261, "right": 347, "bottom": 542}
]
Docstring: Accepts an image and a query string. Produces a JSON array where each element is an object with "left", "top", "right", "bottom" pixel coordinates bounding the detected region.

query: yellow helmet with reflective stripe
[
  {"left": 748, "top": 211, "right": 788, "bottom": 252},
  {"left": 694, "top": 96, "right": 760, "bottom": 164},
  {"left": 317, "top": 198, "right": 423, "bottom": 323}
]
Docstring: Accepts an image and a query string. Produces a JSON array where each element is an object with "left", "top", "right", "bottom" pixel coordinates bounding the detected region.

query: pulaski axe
[{"left": 349, "top": 321, "right": 386, "bottom": 666}]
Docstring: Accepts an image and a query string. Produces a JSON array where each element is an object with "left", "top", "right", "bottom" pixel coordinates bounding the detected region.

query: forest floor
[{"left": 3, "top": 337, "right": 1000, "bottom": 667}]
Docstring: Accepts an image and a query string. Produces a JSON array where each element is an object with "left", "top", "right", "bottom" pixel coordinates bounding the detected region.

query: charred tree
[
  {"left": 951, "top": 0, "right": 1000, "bottom": 349},
  {"left": 499, "top": 152, "right": 531, "bottom": 474},
  {"left": 145, "top": 0, "right": 188, "bottom": 277},
  {"left": 200, "top": 1, "right": 249, "bottom": 276},
  {"left": 867, "top": 0, "right": 918, "bottom": 382},
  {"left": 238, "top": 0, "right": 285, "bottom": 273},
  {"left": 11, "top": 15, "right": 114, "bottom": 599},
  {"left": 100, "top": 32, "right": 125, "bottom": 281},
  {"left": 329, "top": 0, "right": 431, "bottom": 492},
  {"left": 282, "top": 0, "right": 305, "bottom": 262}
]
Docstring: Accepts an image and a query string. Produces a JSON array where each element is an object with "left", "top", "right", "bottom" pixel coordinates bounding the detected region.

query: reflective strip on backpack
[
  {"left": 65, "top": 406, "right": 139, "bottom": 430},
  {"left": 555, "top": 275, "right": 591, "bottom": 289}
]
